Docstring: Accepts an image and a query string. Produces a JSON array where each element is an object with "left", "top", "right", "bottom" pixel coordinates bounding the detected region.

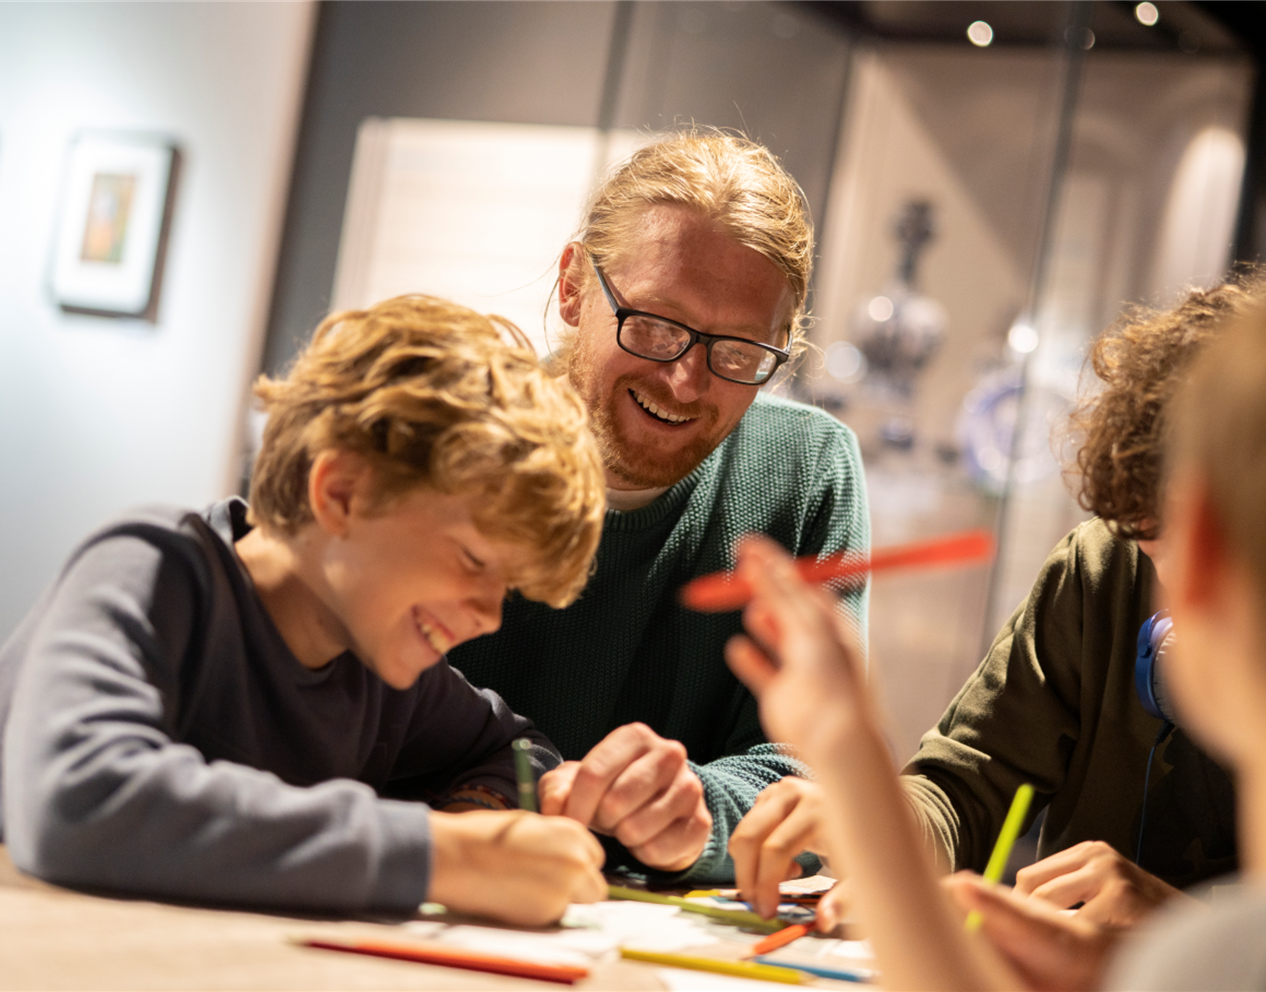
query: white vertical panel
[{"left": 332, "top": 118, "right": 644, "bottom": 357}]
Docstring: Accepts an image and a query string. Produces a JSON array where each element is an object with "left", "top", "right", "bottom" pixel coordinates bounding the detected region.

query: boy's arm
[
  {"left": 386, "top": 662, "right": 560, "bottom": 810},
  {"left": 728, "top": 536, "right": 1021, "bottom": 991},
  {"left": 901, "top": 527, "right": 1090, "bottom": 871},
  {"left": 3, "top": 534, "right": 431, "bottom": 913}
]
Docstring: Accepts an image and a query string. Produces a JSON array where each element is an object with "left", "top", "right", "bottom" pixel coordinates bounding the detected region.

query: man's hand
[
  {"left": 429, "top": 810, "right": 606, "bottom": 927},
  {"left": 538, "top": 723, "right": 713, "bottom": 872},
  {"left": 944, "top": 871, "right": 1122, "bottom": 992},
  {"left": 1014, "top": 840, "right": 1190, "bottom": 926},
  {"left": 730, "top": 777, "right": 829, "bottom": 919}
]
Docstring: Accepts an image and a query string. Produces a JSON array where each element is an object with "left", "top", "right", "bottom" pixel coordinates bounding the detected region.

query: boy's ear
[
  {"left": 557, "top": 242, "right": 586, "bottom": 328},
  {"left": 1169, "top": 476, "right": 1228, "bottom": 614},
  {"left": 308, "top": 450, "right": 368, "bottom": 537}
]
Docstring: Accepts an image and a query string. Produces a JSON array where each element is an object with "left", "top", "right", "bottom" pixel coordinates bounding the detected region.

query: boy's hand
[
  {"left": 428, "top": 810, "right": 606, "bottom": 926},
  {"left": 538, "top": 723, "right": 712, "bottom": 872},
  {"left": 1014, "top": 840, "right": 1190, "bottom": 926},
  {"left": 943, "top": 871, "right": 1121, "bottom": 992},
  {"left": 730, "top": 777, "right": 830, "bottom": 919}
]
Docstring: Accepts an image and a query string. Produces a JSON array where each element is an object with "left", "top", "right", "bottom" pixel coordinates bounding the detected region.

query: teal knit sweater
[{"left": 449, "top": 393, "right": 870, "bottom": 881}]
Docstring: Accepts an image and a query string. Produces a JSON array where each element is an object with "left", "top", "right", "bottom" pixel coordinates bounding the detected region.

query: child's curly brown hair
[{"left": 1070, "top": 271, "right": 1265, "bottom": 539}]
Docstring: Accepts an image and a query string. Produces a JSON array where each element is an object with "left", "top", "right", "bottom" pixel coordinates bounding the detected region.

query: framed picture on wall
[{"left": 49, "top": 132, "right": 179, "bottom": 320}]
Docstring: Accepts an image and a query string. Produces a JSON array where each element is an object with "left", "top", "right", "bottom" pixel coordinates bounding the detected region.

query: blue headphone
[
  {"left": 1135, "top": 610, "right": 1177, "bottom": 866},
  {"left": 1135, "top": 610, "right": 1176, "bottom": 725}
]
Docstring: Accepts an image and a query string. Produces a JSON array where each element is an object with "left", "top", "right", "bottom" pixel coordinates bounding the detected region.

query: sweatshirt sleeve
[
  {"left": 2, "top": 532, "right": 431, "bottom": 913},
  {"left": 900, "top": 526, "right": 1091, "bottom": 872}
]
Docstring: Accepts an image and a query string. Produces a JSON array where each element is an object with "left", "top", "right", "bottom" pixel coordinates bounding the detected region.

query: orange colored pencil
[
  {"left": 749, "top": 922, "right": 812, "bottom": 956},
  {"left": 299, "top": 937, "right": 590, "bottom": 984},
  {"left": 680, "top": 528, "right": 995, "bottom": 612}
]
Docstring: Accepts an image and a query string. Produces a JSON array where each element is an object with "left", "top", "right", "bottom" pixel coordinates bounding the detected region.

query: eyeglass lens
[{"left": 619, "top": 314, "right": 778, "bottom": 384}]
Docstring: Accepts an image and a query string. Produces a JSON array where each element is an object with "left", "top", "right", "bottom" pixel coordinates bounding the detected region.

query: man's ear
[
  {"left": 557, "top": 242, "right": 586, "bottom": 328},
  {"left": 308, "top": 449, "right": 368, "bottom": 538}
]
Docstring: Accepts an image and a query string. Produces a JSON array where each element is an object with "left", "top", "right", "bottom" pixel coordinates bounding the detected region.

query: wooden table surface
[{"left": 0, "top": 847, "right": 665, "bottom": 990}]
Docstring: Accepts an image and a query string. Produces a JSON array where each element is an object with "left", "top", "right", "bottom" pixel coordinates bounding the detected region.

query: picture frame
[{"left": 49, "top": 132, "right": 179, "bottom": 321}]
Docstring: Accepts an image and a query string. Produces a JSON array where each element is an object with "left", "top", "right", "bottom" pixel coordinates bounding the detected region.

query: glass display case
[{"left": 805, "top": 1, "right": 1251, "bottom": 757}]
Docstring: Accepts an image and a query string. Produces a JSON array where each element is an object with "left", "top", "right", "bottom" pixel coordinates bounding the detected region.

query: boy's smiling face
[
  {"left": 240, "top": 450, "right": 530, "bottom": 690},
  {"left": 318, "top": 485, "right": 524, "bottom": 689}
]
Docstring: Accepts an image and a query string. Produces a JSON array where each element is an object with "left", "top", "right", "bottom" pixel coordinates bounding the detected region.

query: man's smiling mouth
[{"left": 631, "top": 389, "right": 695, "bottom": 425}]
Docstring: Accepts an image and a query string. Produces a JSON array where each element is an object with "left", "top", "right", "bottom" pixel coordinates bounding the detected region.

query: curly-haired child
[
  {"left": 727, "top": 287, "right": 1266, "bottom": 991},
  {"left": 732, "top": 274, "right": 1263, "bottom": 934}
]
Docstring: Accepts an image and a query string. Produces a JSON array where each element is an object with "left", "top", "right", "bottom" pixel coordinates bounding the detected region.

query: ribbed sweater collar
[{"left": 599, "top": 461, "right": 707, "bottom": 532}]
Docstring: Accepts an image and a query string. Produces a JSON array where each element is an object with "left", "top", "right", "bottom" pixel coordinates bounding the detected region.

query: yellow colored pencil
[
  {"left": 965, "top": 783, "right": 1035, "bottom": 932},
  {"left": 620, "top": 948, "right": 806, "bottom": 984}
]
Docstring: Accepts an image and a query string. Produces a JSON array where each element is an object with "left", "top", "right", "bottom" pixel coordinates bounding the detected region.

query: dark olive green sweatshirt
[
  {"left": 449, "top": 393, "right": 870, "bottom": 882},
  {"left": 903, "top": 518, "right": 1237, "bottom": 889}
]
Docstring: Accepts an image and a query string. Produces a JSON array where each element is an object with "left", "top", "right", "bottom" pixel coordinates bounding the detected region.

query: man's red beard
[{"left": 569, "top": 359, "right": 725, "bottom": 489}]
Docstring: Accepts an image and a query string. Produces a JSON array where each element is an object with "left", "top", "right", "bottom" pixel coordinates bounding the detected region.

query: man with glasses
[{"left": 449, "top": 130, "right": 869, "bottom": 881}]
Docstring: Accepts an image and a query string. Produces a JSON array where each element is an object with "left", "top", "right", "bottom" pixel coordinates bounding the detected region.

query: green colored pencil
[
  {"left": 965, "top": 782, "right": 1035, "bottom": 932},
  {"left": 607, "top": 884, "right": 784, "bottom": 932},
  {"left": 511, "top": 738, "right": 537, "bottom": 813}
]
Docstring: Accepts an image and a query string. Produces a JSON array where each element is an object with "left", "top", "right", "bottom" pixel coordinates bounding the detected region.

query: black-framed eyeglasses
[{"left": 590, "top": 258, "right": 790, "bottom": 386}]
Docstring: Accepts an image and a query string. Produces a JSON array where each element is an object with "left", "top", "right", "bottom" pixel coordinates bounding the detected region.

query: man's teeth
[{"left": 633, "top": 390, "right": 692, "bottom": 424}]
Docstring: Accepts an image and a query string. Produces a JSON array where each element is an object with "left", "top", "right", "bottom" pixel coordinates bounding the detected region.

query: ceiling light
[
  {"left": 1008, "top": 323, "right": 1039, "bottom": 355},
  {"left": 967, "top": 20, "right": 993, "bottom": 47}
]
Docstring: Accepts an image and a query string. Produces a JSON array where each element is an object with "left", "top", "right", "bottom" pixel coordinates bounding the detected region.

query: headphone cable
[{"left": 1136, "top": 721, "right": 1175, "bottom": 866}]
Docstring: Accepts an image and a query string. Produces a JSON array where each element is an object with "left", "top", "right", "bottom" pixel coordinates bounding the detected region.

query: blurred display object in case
[{"left": 852, "top": 200, "right": 947, "bottom": 400}]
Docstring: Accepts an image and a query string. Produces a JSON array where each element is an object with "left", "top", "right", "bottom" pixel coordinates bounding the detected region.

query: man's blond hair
[
  {"left": 249, "top": 295, "right": 605, "bottom": 608},
  {"left": 577, "top": 127, "right": 813, "bottom": 356}
]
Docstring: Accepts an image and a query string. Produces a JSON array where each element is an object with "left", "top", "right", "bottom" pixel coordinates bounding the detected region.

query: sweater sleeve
[
  {"left": 900, "top": 526, "right": 1091, "bottom": 872},
  {"left": 2, "top": 533, "right": 431, "bottom": 913},
  {"left": 685, "top": 743, "right": 814, "bottom": 883}
]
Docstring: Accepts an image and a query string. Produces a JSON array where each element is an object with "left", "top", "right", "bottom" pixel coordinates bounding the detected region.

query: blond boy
[{"left": 0, "top": 296, "right": 606, "bottom": 924}]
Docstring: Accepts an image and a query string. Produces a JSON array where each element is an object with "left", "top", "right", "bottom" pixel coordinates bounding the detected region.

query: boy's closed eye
[{"left": 458, "top": 545, "right": 487, "bottom": 573}]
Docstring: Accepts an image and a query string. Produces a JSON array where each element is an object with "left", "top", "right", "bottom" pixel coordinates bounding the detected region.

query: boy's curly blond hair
[{"left": 249, "top": 295, "right": 605, "bottom": 608}]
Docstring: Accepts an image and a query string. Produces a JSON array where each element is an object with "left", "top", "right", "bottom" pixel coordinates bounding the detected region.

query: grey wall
[{"left": 0, "top": 2, "right": 314, "bottom": 641}]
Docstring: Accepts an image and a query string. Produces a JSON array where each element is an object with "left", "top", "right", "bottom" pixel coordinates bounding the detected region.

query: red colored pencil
[
  {"left": 749, "top": 922, "right": 812, "bottom": 956},
  {"left": 300, "top": 937, "right": 590, "bottom": 984},
  {"left": 680, "top": 528, "right": 995, "bottom": 612}
]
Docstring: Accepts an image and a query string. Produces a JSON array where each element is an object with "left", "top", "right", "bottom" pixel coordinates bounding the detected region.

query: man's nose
[{"left": 662, "top": 342, "right": 710, "bottom": 401}]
